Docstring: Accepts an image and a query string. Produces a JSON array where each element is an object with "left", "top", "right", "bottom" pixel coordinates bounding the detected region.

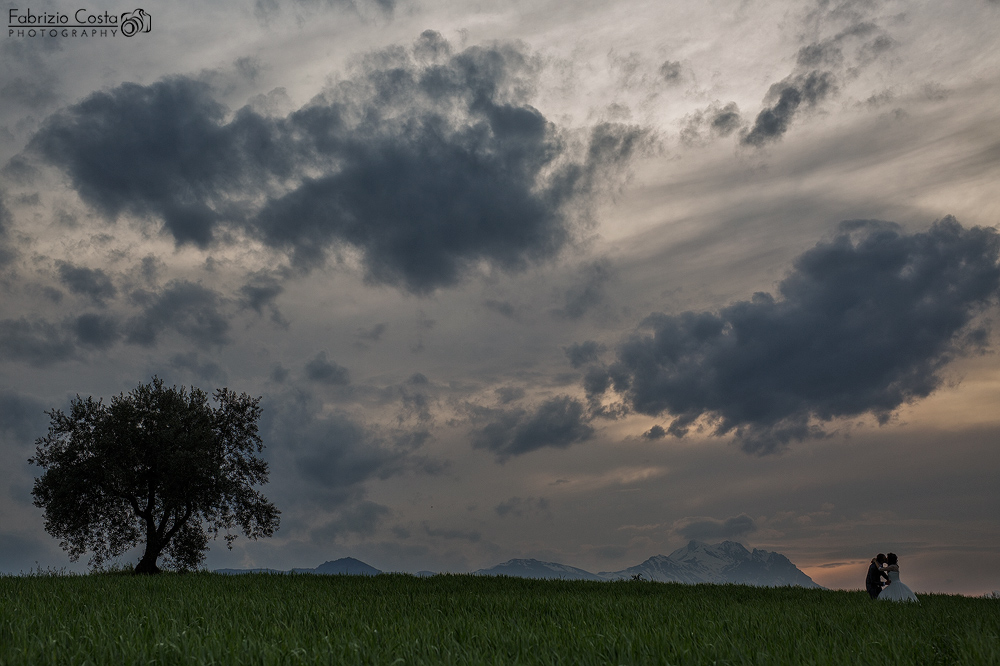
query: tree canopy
[{"left": 30, "top": 377, "right": 280, "bottom": 574}]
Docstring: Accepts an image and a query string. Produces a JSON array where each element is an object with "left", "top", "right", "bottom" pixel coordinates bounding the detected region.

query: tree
[{"left": 29, "top": 377, "right": 280, "bottom": 574}]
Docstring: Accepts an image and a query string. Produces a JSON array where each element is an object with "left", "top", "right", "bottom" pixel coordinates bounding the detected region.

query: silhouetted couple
[{"left": 866, "top": 552, "right": 918, "bottom": 602}]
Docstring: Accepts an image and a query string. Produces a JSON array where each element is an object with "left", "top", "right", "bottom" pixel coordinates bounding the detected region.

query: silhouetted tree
[{"left": 30, "top": 377, "right": 280, "bottom": 574}]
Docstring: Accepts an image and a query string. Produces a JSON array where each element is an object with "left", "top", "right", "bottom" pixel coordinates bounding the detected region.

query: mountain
[
  {"left": 213, "top": 542, "right": 820, "bottom": 588},
  {"left": 215, "top": 557, "right": 381, "bottom": 576},
  {"left": 473, "top": 558, "right": 605, "bottom": 581},
  {"left": 313, "top": 557, "right": 382, "bottom": 575},
  {"left": 599, "top": 540, "right": 822, "bottom": 588}
]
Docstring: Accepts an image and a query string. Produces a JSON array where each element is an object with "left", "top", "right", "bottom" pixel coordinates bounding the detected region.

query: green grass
[{"left": 1, "top": 572, "right": 997, "bottom": 665}]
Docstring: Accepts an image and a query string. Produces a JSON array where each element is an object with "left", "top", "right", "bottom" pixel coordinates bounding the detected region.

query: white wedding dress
[{"left": 879, "top": 570, "right": 918, "bottom": 602}]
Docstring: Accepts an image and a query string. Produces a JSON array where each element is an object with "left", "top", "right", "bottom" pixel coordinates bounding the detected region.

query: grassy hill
[{"left": 1, "top": 571, "right": 997, "bottom": 664}]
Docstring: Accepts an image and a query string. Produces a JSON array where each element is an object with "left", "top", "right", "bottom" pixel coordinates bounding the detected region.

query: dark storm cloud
[
  {"left": 239, "top": 271, "right": 284, "bottom": 315},
  {"left": 564, "top": 340, "right": 607, "bottom": 369},
  {"left": 483, "top": 299, "right": 516, "bottom": 319},
  {"left": 422, "top": 522, "right": 481, "bottom": 542},
  {"left": 29, "top": 77, "right": 295, "bottom": 246},
  {"left": 470, "top": 395, "right": 594, "bottom": 462},
  {"left": 29, "top": 32, "right": 648, "bottom": 294},
  {"left": 72, "top": 313, "right": 120, "bottom": 349},
  {"left": 742, "top": 70, "right": 836, "bottom": 146},
  {"left": 168, "top": 352, "right": 227, "bottom": 383},
  {"left": 495, "top": 496, "right": 549, "bottom": 518},
  {"left": 0, "top": 192, "right": 16, "bottom": 267},
  {"left": 555, "top": 259, "right": 615, "bottom": 319},
  {"left": 313, "top": 501, "right": 391, "bottom": 541},
  {"left": 0, "top": 391, "right": 48, "bottom": 442},
  {"left": 587, "top": 218, "right": 1000, "bottom": 453},
  {"left": 304, "top": 352, "right": 351, "bottom": 385},
  {"left": 743, "top": 21, "right": 895, "bottom": 147},
  {"left": 356, "top": 323, "right": 387, "bottom": 343},
  {"left": 262, "top": 390, "right": 428, "bottom": 506},
  {"left": 673, "top": 514, "right": 757, "bottom": 540},
  {"left": 0, "top": 318, "right": 76, "bottom": 366},
  {"left": 124, "top": 280, "right": 231, "bottom": 347},
  {"left": 641, "top": 425, "right": 666, "bottom": 440},
  {"left": 56, "top": 262, "right": 117, "bottom": 305}
]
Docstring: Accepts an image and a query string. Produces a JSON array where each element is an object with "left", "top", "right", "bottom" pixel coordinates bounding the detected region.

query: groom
[{"left": 866, "top": 553, "right": 889, "bottom": 599}]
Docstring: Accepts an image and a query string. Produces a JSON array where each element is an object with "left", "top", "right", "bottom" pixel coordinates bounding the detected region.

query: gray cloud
[
  {"left": 125, "top": 280, "right": 231, "bottom": 347},
  {"left": 57, "top": 262, "right": 117, "bottom": 305},
  {"left": 470, "top": 395, "right": 594, "bottom": 462},
  {"left": 239, "top": 271, "right": 284, "bottom": 315},
  {"left": 641, "top": 424, "right": 666, "bottom": 440},
  {"left": 30, "top": 77, "right": 293, "bottom": 246},
  {"left": 0, "top": 192, "right": 17, "bottom": 267},
  {"left": 673, "top": 514, "right": 757, "bottom": 540},
  {"left": 168, "top": 352, "right": 227, "bottom": 383},
  {"left": 422, "top": 522, "right": 481, "bottom": 542},
  {"left": 588, "top": 218, "right": 1000, "bottom": 453},
  {"left": 29, "top": 32, "right": 648, "bottom": 294},
  {"left": 0, "top": 391, "right": 47, "bottom": 442},
  {"left": 495, "top": 496, "right": 549, "bottom": 518},
  {"left": 71, "top": 313, "right": 120, "bottom": 349},
  {"left": 743, "top": 70, "right": 836, "bottom": 146},
  {"left": 658, "top": 60, "right": 681, "bottom": 84},
  {"left": 262, "top": 391, "right": 422, "bottom": 506},
  {"left": 313, "top": 501, "right": 391, "bottom": 541},
  {"left": 356, "top": 323, "right": 387, "bottom": 343},
  {"left": 304, "top": 351, "right": 350, "bottom": 385},
  {"left": 0, "top": 318, "right": 76, "bottom": 366},
  {"left": 564, "top": 340, "right": 606, "bottom": 369},
  {"left": 555, "top": 259, "right": 615, "bottom": 319}
]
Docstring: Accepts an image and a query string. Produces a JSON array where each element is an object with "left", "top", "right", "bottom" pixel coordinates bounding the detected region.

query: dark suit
[{"left": 866, "top": 562, "right": 887, "bottom": 599}]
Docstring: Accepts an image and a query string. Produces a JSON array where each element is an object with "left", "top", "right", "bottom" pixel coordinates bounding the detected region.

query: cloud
[
  {"left": 313, "top": 500, "right": 391, "bottom": 541},
  {"left": 0, "top": 192, "right": 17, "bottom": 267},
  {"left": 304, "top": 351, "right": 350, "bottom": 385},
  {"left": 658, "top": 60, "right": 681, "bottom": 84},
  {"left": 168, "top": 352, "right": 227, "bottom": 383},
  {"left": 125, "top": 280, "right": 231, "bottom": 347},
  {"left": 422, "top": 522, "right": 481, "bottom": 542},
  {"left": 29, "top": 32, "right": 649, "bottom": 294},
  {"left": 0, "top": 391, "right": 48, "bottom": 442},
  {"left": 56, "top": 262, "right": 117, "bottom": 305},
  {"left": 30, "top": 77, "right": 292, "bottom": 246},
  {"left": 71, "top": 313, "right": 120, "bottom": 349},
  {"left": 483, "top": 299, "right": 516, "bottom": 319},
  {"left": 0, "top": 318, "right": 76, "bottom": 366},
  {"left": 356, "top": 323, "right": 387, "bottom": 343},
  {"left": 564, "top": 340, "right": 606, "bottom": 368},
  {"left": 470, "top": 395, "right": 594, "bottom": 462},
  {"left": 555, "top": 258, "right": 615, "bottom": 319},
  {"left": 588, "top": 218, "right": 1000, "bottom": 453},
  {"left": 673, "top": 514, "right": 757, "bottom": 541},
  {"left": 641, "top": 425, "right": 666, "bottom": 440},
  {"left": 495, "top": 496, "right": 549, "bottom": 518},
  {"left": 742, "top": 70, "right": 836, "bottom": 146},
  {"left": 239, "top": 271, "right": 284, "bottom": 314}
]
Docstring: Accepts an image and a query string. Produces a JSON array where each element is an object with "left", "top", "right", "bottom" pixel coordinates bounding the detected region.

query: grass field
[{"left": 1, "top": 571, "right": 997, "bottom": 665}]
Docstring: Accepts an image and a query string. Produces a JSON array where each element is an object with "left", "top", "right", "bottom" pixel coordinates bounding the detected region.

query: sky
[{"left": 1, "top": 0, "right": 999, "bottom": 595}]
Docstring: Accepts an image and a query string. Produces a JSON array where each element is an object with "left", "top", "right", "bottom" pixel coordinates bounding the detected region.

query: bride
[{"left": 878, "top": 553, "right": 919, "bottom": 602}]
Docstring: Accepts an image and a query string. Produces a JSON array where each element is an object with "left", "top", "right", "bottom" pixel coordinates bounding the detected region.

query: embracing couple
[{"left": 866, "top": 552, "right": 919, "bottom": 602}]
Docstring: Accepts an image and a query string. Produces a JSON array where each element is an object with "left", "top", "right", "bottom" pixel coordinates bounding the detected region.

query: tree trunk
[{"left": 134, "top": 526, "right": 163, "bottom": 575}]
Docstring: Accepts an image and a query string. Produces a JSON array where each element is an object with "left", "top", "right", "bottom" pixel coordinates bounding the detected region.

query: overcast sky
[{"left": 2, "top": 0, "right": 999, "bottom": 595}]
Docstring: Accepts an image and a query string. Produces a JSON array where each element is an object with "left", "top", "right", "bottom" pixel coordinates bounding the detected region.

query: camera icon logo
[{"left": 120, "top": 8, "right": 151, "bottom": 37}]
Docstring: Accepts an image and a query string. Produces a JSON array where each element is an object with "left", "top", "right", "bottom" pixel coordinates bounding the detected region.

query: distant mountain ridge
[
  {"left": 471, "top": 541, "right": 819, "bottom": 588},
  {"left": 214, "top": 541, "right": 821, "bottom": 588}
]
